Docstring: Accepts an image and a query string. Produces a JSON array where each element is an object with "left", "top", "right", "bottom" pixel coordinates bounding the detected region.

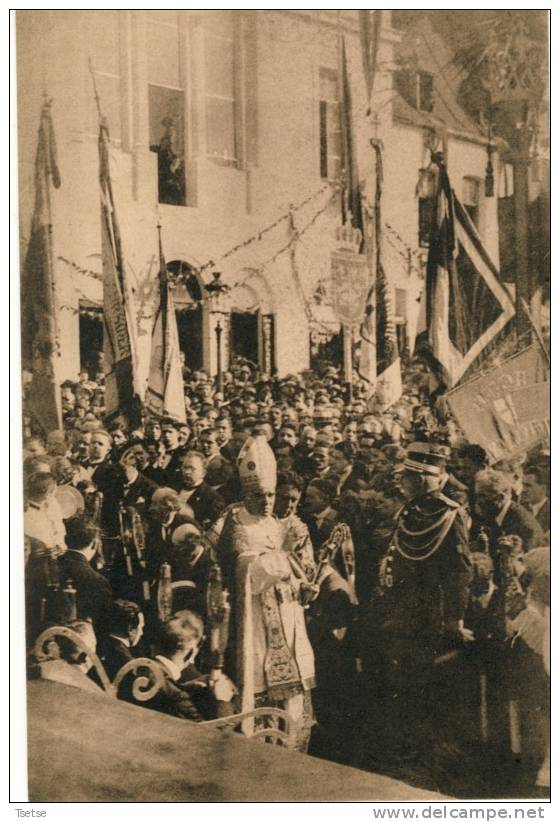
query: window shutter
[
  {"left": 394, "top": 69, "right": 416, "bottom": 109},
  {"left": 320, "top": 100, "right": 328, "bottom": 179}
]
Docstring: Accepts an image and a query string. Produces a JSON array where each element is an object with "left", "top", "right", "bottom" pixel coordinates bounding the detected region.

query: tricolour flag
[
  {"left": 422, "top": 155, "right": 515, "bottom": 388},
  {"left": 339, "top": 36, "right": 363, "bottom": 233},
  {"left": 145, "top": 228, "right": 186, "bottom": 423},
  {"left": 358, "top": 141, "right": 402, "bottom": 410},
  {"left": 21, "top": 101, "right": 62, "bottom": 435},
  {"left": 98, "top": 118, "right": 142, "bottom": 426},
  {"left": 358, "top": 284, "right": 376, "bottom": 386}
]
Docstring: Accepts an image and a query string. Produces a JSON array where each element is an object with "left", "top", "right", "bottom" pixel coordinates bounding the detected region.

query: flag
[
  {"left": 358, "top": 141, "right": 402, "bottom": 410},
  {"left": 145, "top": 228, "right": 186, "bottom": 423},
  {"left": 372, "top": 141, "right": 401, "bottom": 410},
  {"left": 21, "top": 100, "right": 62, "bottom": 435},
  {"left": 339, "top": 37, "right": 363, "bottom": 234},
  {"left": 98, "top": 118, "right": 141, "bottom": 426},
  {"left": 358, "top": 10, "right": 382, "bottom": 110},
  {"left": 445, "top": 346, "right": 549, "bottom": 463},
  {"left": 358, "top": 284, "right": 376, "bottom": 385},
  {"left": 422, "top": 155, "right": 515, "bottom": 388}
]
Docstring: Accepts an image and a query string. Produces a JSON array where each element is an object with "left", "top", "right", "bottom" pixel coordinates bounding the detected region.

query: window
[
  {"left": 319, "top": 68, "right": 342, "bottom": 180},
  {"left": 394, "top": 288, "right": 407, "bottom": 322},
  {"left": 394, "top": 69, "right": 434, "bottom": 113},
  {"left": 146, "top": 11, "right": 186, "bottom": 206},
  {"left": 87, "top": 11, "right": 123, "bottom": 142},
  {"left": 462, "top": 177, "right": 481, "bottom": 227},
  {"left": 79, "top": 302, "right": 103, "bottom": 377},
  {"left": 204, "top": 12, "right": 238, "bottom": 164},
  {"left": 418, "top": 168, "right": 436, "bottom": 247},
  {"left": 418, "top": 72, "right": 434, "bottom": 113}
]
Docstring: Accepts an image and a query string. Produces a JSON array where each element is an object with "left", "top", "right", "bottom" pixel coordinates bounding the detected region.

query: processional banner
[{"left": 445, "top": 346, "right": 549, "bottom": 463}]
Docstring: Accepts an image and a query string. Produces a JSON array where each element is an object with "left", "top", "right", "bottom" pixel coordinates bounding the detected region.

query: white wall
[{"left": 17, "top": 11, "right": 503, "bottom": 384}]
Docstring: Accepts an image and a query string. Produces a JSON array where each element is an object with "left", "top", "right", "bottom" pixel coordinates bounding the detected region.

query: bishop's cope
[
  {"left": 374, "top": 441, "right": 474, "bottom": 761},
  {"left": 214, "top": 435, "right": 316, "bottom": 751}
]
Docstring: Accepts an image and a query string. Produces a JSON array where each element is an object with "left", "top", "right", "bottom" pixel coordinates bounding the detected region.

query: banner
[
  {"left": 358, "top": 140, "right": 402, "bottom": 411},
  {"left": 445, "top": 346, "right": 549, "bottom": 463},
  {"left": 21, "top": 101, "right": 62, "bottom": 435},
  {"left": 422, "top": 156, "right": 515, "bottom": 388},
  {"left": 98, "top": 119, "right": 141, "bottom": 426},
  {"left": 145, "top": 229, "right": 186, "bottom": 423}
]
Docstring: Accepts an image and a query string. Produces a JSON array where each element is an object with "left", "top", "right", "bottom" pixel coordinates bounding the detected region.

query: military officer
[{"left": 363, "top": 441, "right": 473, "bottom": 768}]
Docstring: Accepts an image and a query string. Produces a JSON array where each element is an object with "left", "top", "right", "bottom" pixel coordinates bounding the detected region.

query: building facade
[{"left": 17, "top": 10, "right": 505, "bottom": 385}]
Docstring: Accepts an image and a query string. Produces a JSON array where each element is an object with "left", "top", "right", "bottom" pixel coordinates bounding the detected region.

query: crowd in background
[{"left": 22, "top": 354, "right": 550, "bottom": 797}]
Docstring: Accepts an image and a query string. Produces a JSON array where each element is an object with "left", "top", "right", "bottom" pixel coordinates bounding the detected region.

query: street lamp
[{"left": 204, "top": 271, "right": 230, "bottom": 394}]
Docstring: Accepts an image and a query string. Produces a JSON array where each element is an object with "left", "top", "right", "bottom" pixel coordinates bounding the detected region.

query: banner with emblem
[
  {"left": 145, "top": 227, "right": 186, "bottom": 423},
  {"left": 98, "top": 118, "right": 142, "bottom": 427},
  {"left": 420, "top": 155, "right": 516, "bottom": 389},
  {"left": 444, "top": 345, "right": 549, "bottom": 463},
  {"left": 330, "top": 232, "right": 370, "bottom": 327}
]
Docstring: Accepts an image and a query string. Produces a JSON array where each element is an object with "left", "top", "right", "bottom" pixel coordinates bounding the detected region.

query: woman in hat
[{"left": 216, "top": 435, "right": 316, "bottom": 750}]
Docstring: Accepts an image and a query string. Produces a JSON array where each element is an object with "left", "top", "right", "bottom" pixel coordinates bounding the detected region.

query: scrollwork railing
[
  {"left": 32, "top": 627, "right": 294, "bottom": 748},
  {"left": 33, "top": 625, "right": 114, "bottom": 695},
  {"left": 112, "top": 657, "right": 166, "bottom": 702}
]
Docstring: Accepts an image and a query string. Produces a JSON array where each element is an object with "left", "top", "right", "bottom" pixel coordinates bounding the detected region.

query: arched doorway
[
  {"left": 167, "top": 260, "right": 204, "bottom": 372},
  {"left": 230, "top": 274, "right": 275, "bottom": 373}
]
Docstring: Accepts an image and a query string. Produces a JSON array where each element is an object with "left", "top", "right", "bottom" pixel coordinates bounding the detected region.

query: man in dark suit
[
  {"left": 85, "top": 430, "right": 126, "bottom": 570},
  {"left": 176, "top": 451, "right": 226, "bottom": 529},
  {"left": 142, "top": 440, "right": 171, "bottom": 487},
  {"left": 215, "top": 416, "right": 233, "bottom": 457},
  {"left": 100, "top": 599, "right": 145, "bottom": 680},
  {"left": 161, "top": 419, "right": 189, "bottom": 489},
  {"left": 137, "top": 610, "right": 235, "bottom": 721},
  {"left": 301, "top": 478, "right": 339, "bottom": 556},
  {"left": 521, "top": 463, "right": 550, "bottom": 535},
  {"left": 59, "top": 515, "right": 112, "bottom": 640},
  {"left": 199, "top": 429, "right": 234, "bottom": 491},
  {"left": 474, "top": 468, "right": 544, "bottom": 556},
  {"left": 121, "top": 446, "right": 159, "bottom": 516}
]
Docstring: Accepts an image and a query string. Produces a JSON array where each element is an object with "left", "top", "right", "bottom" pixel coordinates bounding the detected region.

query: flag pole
[
  {"left": 520, "top": 299, "right": 550, "bottom": 367},
  {"left": 88, "top": 57, "right": 104, "bottom": 123},
  {"left": 42, "top": 98, "right": 62, "bottom": 369}
]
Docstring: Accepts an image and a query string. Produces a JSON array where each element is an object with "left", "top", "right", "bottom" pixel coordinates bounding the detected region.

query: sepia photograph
[{"left": 12, "top": 7, "right": 550, "bottom": 806}]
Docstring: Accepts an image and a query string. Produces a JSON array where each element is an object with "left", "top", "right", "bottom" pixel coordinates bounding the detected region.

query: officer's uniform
[{"left": 371, "top": 442, "right": 473, "bottom": 761}]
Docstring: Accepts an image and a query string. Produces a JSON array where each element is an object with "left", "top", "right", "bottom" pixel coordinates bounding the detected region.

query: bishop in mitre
[{"left": 216, "top": 435, "right": 316, "bottom": 750}]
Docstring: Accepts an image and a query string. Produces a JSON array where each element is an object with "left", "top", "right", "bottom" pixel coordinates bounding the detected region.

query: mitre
[{"left": 237, "top": 434, "right": 277, "bottom": 495}]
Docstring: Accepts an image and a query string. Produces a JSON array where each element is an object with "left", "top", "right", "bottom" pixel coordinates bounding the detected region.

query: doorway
[
  {"left": 231, "top": 310, "right": 259, "bottom": 367},
  {"left": 176, "top": 306, "right": 203, "bottom": 371},
  {"left": 79, "top": 303, "right": 103, "bottom": 377}
]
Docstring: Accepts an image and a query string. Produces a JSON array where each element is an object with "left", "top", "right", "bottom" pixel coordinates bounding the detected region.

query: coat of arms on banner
[{"left": 330, "top": 223, "right": 369, "bottom": 326}]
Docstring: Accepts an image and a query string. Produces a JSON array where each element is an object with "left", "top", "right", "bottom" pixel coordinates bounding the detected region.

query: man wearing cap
[
  {"left": 215, "top": 416, "right": 233, "bottom": 455},
  {"left": 307, "top": 436, "right": 334, "bottom": 484},
  {"left": 335, "top": 421, "right": 358, "bottom": 461},
  {"left": 366, "top": 441, "right": 473, "bottom": 767},
  {"left": 24, "top": 457, "right": 66, "bottom": 559},
  {"left": 24, "top": 456, "right": 69, "bottom": 638},
  {"left": 302, "top": 478, "right": 339, "bottom": 555}
]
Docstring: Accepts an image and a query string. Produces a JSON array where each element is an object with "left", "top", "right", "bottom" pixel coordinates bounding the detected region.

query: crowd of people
[{"left": 22, "top": 355, "right": 550, "bottom": 797}]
